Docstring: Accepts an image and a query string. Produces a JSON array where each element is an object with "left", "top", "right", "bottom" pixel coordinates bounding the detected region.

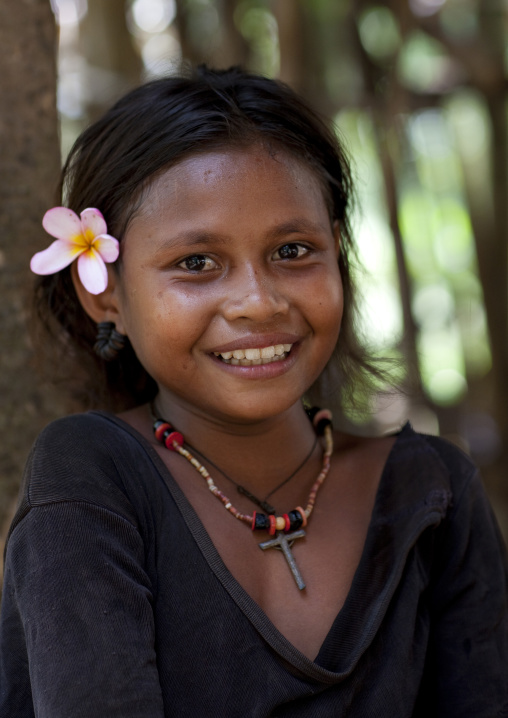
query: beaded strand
[{"left": 153, "top": 407, "right": 333, "bottom": 536}]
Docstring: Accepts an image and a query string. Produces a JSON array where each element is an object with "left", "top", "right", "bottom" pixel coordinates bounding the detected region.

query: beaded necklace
[
  {"left": 185, "top": 434, "right": 318, "bottom": 516},
  {"left": 152, "top": 407, "right": 334, "bottom": 590}
]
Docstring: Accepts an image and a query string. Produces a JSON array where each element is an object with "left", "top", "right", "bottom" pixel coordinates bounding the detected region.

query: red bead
[
  {"left": 283, "top": 514, "right": 290, "bottom": 532},
  {"left": 164, "top": 431, "right": 184, "bottom": 450},
  {"left": 268, "top": 515, "right": 276, "bottom": 535},
  {"left": 251, "top": 512, "right": 257, "bottom": 531},
  {"left": 154, "top": 422, "right": 172, "bottom": 443}
]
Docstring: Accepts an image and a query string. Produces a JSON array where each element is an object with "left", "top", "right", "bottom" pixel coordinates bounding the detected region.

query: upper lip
[{"left": 210, "top": 333, "right": 301, "bottom": 354}]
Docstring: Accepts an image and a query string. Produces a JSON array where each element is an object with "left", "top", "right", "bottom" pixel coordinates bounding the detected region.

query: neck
[{"left": 151, "top": 395, "right": 318, "bottom": 498}]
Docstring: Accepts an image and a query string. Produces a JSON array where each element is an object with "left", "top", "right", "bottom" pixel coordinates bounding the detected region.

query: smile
[{"left": 213, "top": 344, "right": 292, "bottom": 366}]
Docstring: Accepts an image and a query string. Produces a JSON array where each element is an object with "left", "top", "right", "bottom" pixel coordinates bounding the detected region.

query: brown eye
[
  {"left": 276, "top": 244, "right": 308, "bottom": 260},
  {"left": 178, "top": 255, "right": 216, "bottom": 271}
]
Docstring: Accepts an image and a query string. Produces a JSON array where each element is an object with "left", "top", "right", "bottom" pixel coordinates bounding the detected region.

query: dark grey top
[{"left": 0, "top": 412, "right": 507, "bottom": 717}]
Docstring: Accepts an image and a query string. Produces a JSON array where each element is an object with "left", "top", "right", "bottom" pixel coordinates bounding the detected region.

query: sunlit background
[{"left": 47, "top": 0, "right": 508, "bottom": 529}]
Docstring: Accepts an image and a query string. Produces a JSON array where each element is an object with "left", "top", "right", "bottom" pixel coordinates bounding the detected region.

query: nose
[{"left": 221, "top": 265, "right": 290, "bottom": 322}]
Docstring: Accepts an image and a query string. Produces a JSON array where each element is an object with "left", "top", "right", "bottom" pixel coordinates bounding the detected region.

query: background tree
[{"left": 0, "top": 0, "right": 62, "bottom": 581}]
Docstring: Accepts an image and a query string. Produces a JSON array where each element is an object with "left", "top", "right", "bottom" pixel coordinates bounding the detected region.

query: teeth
[
  {"left": 214, "top": 343, "right": 293, "bottom": 365},
  {"left": 260, "top": 346, "right": 275, "bottom": 359},
  {"left": 245, "top": 348, "right": 261, "bottom": 360}
]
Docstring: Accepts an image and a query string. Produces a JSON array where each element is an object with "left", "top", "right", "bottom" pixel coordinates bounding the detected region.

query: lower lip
[{"left": 209, "top": 344, "right": 300, "bottom": 379}]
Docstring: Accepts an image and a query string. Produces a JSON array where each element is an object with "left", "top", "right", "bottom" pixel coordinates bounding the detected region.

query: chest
[{"left": 155, "top": 440, "right": 390, "bottom": 660}]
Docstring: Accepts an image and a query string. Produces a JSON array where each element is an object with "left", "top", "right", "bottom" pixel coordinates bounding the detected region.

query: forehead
[{"left": 129, "top": 145, "right": 331, "bottom": 230}]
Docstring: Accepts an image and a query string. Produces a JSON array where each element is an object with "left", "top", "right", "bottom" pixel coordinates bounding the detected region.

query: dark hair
[{"left": 34, "top": 65, "right": 376, "bottom": 412}]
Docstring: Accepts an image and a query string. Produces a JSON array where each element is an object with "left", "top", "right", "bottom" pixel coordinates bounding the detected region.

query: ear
[
  {"left": 71, "top": 263, "right": 127, "bottom": 335},
  {"left": 332, "top": 220, "right": 341, "bottom": 258}
]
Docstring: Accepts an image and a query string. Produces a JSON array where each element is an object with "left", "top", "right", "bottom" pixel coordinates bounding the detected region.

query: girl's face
[{"left": 113, "top": 145, "right": 343, "bottom": 425}]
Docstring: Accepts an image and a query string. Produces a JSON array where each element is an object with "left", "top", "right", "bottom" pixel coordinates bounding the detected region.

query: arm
[
  {"left": 1, "top": 500, "right": 164, "bottom": 718},
  {"left": 416, "top": 470, "right": 508, "bottom": 716}
]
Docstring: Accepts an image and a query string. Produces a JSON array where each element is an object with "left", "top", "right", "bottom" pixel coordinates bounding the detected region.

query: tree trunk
[
  {"left": 80, "top": 0, "right": 143, "bottom": 121},
  {"left": 0, "top": 0, "right": 63, "bottom": 571},
  {"left": 174, "top": 0, "right": 249, "bottom": 68},
  {"left": 272, "top": 0, "right": 305, "bottom": 92}
]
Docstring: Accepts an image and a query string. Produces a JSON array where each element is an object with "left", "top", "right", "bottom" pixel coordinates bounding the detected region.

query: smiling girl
[{"left": 0, "top": 67, "right": 507, "bottom": 717}]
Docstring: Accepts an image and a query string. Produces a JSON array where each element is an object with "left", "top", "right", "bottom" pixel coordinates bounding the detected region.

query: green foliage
[
  {"left": 234, "top": 1, "right": 279, "bottom": 75},
  {"left": 358, "top": 6, "right": 401, "bottom": 61},
  {"left": 397, "top": 31, "right": 452, "bottom": 92}
]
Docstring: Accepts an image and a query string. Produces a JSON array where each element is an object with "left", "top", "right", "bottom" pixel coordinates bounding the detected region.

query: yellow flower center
[{"left": 72, "top": 228, "right": 96, "bottom": 249}]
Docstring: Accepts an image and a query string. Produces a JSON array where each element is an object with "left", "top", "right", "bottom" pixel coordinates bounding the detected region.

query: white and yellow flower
[{"left": 30, "top": 207, "right": 119, "bottom": 295}]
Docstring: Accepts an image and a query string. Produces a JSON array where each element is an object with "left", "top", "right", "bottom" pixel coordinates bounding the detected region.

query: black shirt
[{"left": 1, "top": 413, "right": 507, "bottom": 717}]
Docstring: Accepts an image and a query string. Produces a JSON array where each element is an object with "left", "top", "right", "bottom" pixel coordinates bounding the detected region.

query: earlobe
[{"left": 71, "top": 263, "right": 126, "bottom": 334}]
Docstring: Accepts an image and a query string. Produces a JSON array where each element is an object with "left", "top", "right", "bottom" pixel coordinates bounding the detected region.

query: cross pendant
[{"left": 258, "top": 529, "right": 307, "bottom": 590}]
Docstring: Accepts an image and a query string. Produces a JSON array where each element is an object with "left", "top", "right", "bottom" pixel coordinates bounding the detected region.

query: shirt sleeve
[
  {"left": 1, "top": 500, "right": 165, "bottom": 718},
  {"left": 415, "top": 470, "right": 508, "bottom": 716}
]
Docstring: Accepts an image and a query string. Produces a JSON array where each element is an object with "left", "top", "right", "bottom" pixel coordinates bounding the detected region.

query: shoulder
[
  {"left": 335, "top": 423, "right": 477, "bottom": 511},
  {"left": 28, "top": 411, "right": 143, "bottom": 489},
  {"left": 388, "top": 422, "right": 478, "bottom": 500},
  {"left": 340, "top": 423, "right": 487, "bottom": 537},
  {"left": 376, "top": 425, "right": 507, "bottom": 589},
  {"left": 34, "top": 410, "right": 134, "bottom": 450},
  {"left": 399, "top": 423, "right": 475, "bottom": 471},
  {"left": 386, "top": 425, "right": 506, "bottom": 560},
  {"left": 12, "top": 412, "right": 158, "bottom": 533}
]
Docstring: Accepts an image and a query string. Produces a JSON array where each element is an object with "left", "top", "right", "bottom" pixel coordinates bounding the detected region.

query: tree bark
[{"left": 0, "top": 0, "right": 63, "bottom": 562}]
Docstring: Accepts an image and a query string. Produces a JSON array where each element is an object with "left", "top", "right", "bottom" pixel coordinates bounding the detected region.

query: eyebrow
[
  {"left": 152, "top": 218, "right": 328, "bottom": 254},
  {"left": 152, "top": 231, "right": 229, "bottom": 255},
  {"left": 267, "top": 219, "right": 329, "bottom": 239}
]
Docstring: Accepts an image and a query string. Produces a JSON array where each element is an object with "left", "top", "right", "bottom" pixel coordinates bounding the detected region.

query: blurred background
[{"left": 1, "top": 0, "right": 508, "bottom": 573}]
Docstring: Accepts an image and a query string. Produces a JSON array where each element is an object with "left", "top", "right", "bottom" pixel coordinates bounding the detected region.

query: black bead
[
  {"left": 315, "top": 417, "right": 332, "bottom": 436},
  {"left": 253, "top": 513, "right": 270, "bottom": 531},
  {"left": 288, "top": 510, "right": 303, "bottom": 530},
  {"left": 305, "top": 406, "right": 320, "bottom": 422}
]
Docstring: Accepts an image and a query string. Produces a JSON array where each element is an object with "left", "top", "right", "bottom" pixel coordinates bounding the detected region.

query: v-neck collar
[{"left": 92, "top": 412, "right": 453, "bottom": 683}]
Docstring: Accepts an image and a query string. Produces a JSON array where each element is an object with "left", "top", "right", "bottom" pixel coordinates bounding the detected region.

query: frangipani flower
[{"left": 30, "top": 207, "right": 119, "bottom": 295}]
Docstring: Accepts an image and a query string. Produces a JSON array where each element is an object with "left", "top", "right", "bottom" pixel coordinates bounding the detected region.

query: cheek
[
  {"left": 308, "top": 268, "right": 344, "bottom": 339},
  {"left": 120, "top": 285, "right": 214, "bottom": 369}
]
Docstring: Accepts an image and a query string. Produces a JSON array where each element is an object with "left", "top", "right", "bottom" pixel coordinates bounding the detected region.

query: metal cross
[{"left": 258, "top": 529, "right": 307, "bottom": 590}]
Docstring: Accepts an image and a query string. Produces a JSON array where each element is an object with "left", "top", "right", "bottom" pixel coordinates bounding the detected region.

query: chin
[{"left": 211, "top": 393, "right": 304, "bottom": 426}]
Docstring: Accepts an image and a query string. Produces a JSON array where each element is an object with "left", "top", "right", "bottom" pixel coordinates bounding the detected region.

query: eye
[
  {"left": 274, "top": 243, "right": 309, "bottom": 260},
  {"left": 177, "top": 254, "right": 217, "bottom": 272}
]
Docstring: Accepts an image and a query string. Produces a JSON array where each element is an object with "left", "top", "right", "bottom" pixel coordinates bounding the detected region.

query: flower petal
[
  {"left": 77, "top": 248, "right": 108, "bottom": 294},
  {"left": 42, "top": 207, "right": 83, "bottom": 241},
  {"left": 30, "top": 239, "right": 84, "bottom": 275},
  {"left": 93, "top": 234, "right": 120, "bottom": 263},
  {"left": 80, "top": 208, "right": 107, "bottom": 239}
]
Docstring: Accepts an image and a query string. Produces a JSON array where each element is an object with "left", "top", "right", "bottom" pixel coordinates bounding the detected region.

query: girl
[{"left": 0, "top": 66, "right": 507, "bottom": 717}]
